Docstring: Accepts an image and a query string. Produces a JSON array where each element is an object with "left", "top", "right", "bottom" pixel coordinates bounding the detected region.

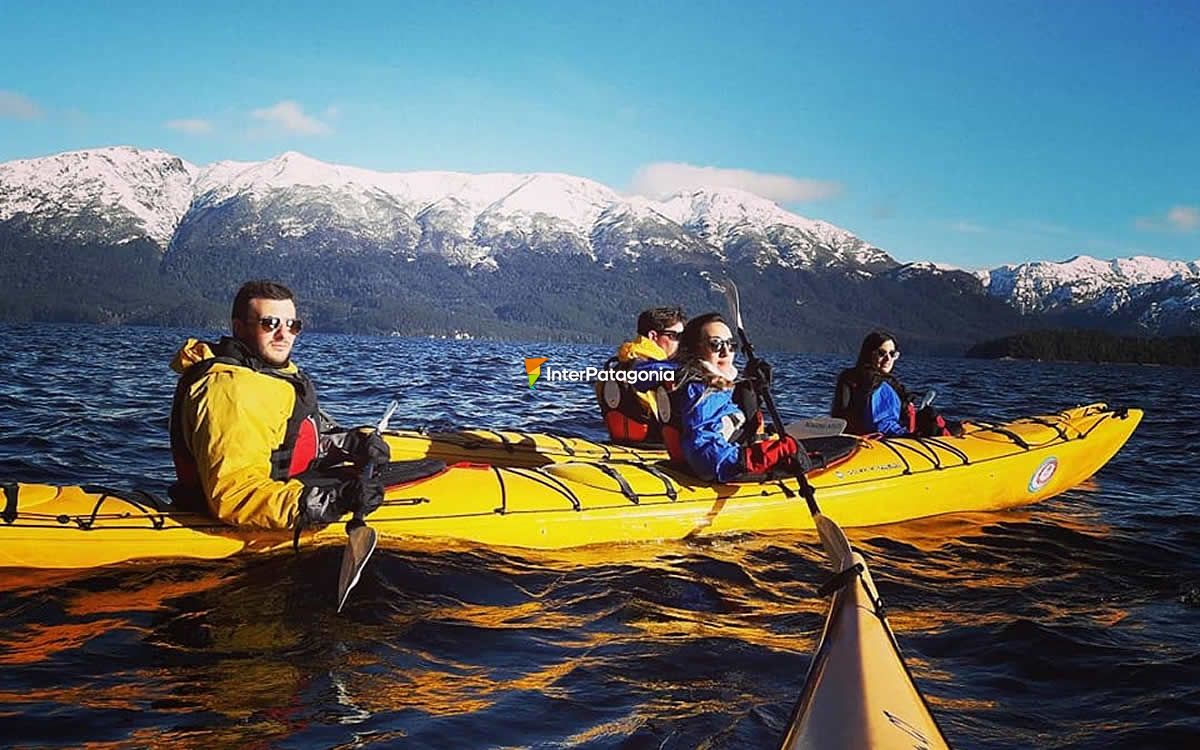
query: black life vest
[
  {"left": 595, "top": 355, "right": 662, "bottom": 445},
  {"left": 832, "top": 367, "right": 915, "bottom": 435},
  {"left": 168, "top": 338, "right": 322, "bottom": 511}
]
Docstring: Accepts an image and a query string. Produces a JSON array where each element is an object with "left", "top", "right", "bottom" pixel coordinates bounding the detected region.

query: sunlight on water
[{"left": 0, "top": 323, "right": 1197, "bottom": 748}]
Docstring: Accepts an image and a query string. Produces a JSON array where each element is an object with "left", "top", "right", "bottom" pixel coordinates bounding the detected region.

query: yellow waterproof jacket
[
  {"left": 614, "top": 335, "right": 668, "bottom": 419},
  {"left": 169, "top": 338, "right": 317, "bottom": 529}
]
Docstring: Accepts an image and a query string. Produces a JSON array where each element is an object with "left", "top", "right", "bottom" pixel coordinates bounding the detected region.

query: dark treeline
[
  {"left": 0, "top": 219, "right": 1089, "bottom": 355},
  {"left": 966, "top": 329, "right": 1200, "bottom": 366}
]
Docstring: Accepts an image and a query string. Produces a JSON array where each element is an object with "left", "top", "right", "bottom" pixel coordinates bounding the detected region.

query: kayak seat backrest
[{"left": 798, "top": 435, "right": 861, "bottom": 470}]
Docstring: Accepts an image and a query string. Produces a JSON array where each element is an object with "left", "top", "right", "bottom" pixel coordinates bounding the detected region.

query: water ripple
[{"left": 0, "top": 323, "right": 1198, "bottom": 748}]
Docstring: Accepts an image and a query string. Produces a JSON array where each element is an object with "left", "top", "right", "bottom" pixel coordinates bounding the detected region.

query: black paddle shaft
[{"left": 732, "top": 324, "right": 822, "bottom": 517}]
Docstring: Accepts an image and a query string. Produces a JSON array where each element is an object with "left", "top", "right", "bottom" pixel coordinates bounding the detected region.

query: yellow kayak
[
  {"left": 0, "top": 404, "right": 1139, "bottom": 569},
  {"left": 780, "top": 512, "right": 951, "bottom": 749}
]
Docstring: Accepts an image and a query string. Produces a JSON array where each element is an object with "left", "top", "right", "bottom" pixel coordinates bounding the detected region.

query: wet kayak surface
[{"left": 1, "top": 323, "right": 1197, "bottom": 749}]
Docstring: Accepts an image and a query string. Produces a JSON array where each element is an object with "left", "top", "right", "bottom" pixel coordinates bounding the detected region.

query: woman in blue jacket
[
  {"left": 831, "top": 330, "right": 911, "bottom": 435},
  {"left": 669, "top": 312, "right": 799, "bottom": 482}
]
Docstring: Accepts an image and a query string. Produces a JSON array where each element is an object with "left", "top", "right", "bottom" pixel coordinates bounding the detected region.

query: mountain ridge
[{"left": 2, "top": 146, "right": 1198, "bottom": 347}]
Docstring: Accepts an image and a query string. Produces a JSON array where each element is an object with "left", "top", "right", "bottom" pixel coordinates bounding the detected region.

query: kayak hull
[{"left": 1, "top": 404, "right": 1140, "bottom": 569}]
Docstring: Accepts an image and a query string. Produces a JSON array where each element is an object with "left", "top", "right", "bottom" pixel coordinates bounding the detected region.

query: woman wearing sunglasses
[
  {"left": 660, "top": 312, "right": 800, "bottom": 482},
  {"left": 831, "top": 330, "right": 912, "bottom": 435}
]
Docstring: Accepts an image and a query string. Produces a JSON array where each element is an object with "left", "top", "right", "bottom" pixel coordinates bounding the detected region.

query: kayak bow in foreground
[{"left": 780, "top": 515, "right": 951, "bottom": 749}]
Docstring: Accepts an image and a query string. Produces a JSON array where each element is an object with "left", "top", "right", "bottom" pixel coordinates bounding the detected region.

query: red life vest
[{"left": 595, "top": 356, "right": 662, "bottom": 445}]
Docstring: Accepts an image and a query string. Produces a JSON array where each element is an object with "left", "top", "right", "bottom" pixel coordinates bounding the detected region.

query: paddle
[
  {"left": 917, "top": 388, "right": 937, "bottom": 411},
  {"left": 717, "top": 278, "right": 823, "bottom": 517},
  {"left": 335, "top": 398, "right": 399, "bottom": 613}
]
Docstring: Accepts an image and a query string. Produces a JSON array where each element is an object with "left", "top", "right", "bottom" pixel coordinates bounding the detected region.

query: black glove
[
  {"left": 298, "top": 475, "right": 385, "bottom": 526},
  {"left": 328, "top": 428, "right": 391, "bottom": 468},
  {"left": 351, "top": 430, "right": 391, "bottom": 467},
  {"left": 744, "top": 358, "right": 773, "bottom": 387},
  {"left": 343, "top": 476, "right": 385, "bottom": 517}
]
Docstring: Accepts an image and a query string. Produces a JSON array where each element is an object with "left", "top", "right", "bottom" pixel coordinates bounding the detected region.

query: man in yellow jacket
[
  {"left": 596, "top": 306, "right": 686, "bottom": 444},
  {"left": 169, "top": 280, "right": 388, "bottom": 529}
]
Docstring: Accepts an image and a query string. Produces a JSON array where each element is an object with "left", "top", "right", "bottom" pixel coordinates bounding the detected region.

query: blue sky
[{"left": 2, "top": 0, "right": 1196, "bottom": 268}]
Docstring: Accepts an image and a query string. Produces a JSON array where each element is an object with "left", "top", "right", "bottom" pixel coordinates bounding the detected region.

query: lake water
[{"left": 0, "top": 323, "right": 1197, "bottom": 749}]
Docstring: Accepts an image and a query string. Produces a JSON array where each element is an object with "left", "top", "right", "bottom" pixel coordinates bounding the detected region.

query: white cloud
[
  {"left": 1014, "top": 220, "right": 1073, "bottom": 236},
  {"left": 251, "top": 100, "right": 331, "bottom": 135},
  {"left": 1136, "top": 205, "right": 1199, "bottom": 233},
  {"left": 630, "top": 162, "right": 841, "bottom": 203},
  {"left": 0, "top": 90, "right": 43, "bottom": 119},
  {"left": 166, "top": 118, "right": 213, "bottom": 135},
  {"left": 1168, "top": 205, "right": 1199, "bottom": 232},
  {"left": 948, "top": 220, "right": 988, "bottom": 234}
]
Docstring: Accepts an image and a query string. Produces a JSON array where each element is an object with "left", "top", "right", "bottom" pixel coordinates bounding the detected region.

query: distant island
[{"left": 966, "top": 329, "right": 1200, "bottom": 366}]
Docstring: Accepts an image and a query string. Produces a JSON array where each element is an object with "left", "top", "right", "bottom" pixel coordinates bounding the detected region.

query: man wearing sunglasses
[
  {"left": 595, "top": 305, "right": 686, "bottom": 445},
  {"left": 168, "top": 280, "right": 388, "bottom": 529}
]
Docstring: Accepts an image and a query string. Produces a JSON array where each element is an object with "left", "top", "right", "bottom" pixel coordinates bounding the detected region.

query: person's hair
[
  {"left": 676, "top": 312, "right": 728, "bottom": 362},
  {"left": 231, "top": 280, "right": 296, "bottom": 321},
  {"left": 636, "top": 305, "right": 686, "bottom": 336},
  {"left": 855, "top": 330, "right": 897, "bottom": 369}
]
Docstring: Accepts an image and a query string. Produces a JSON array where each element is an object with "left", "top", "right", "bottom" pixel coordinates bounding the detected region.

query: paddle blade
[
  {"left": 718, "top": 278, "right": 744, "bottom": 330},
  {"left": 814, "top": 513, "right": 855, "bottom": 573},
  {"left": 336, "top": 522, "right": 378, "bottom": 613},
  {"left": 377, "top": 399, "right": 401, "bottom": 433},
  {"left": 785, "top": 417, "right": 847, "bottom": 440}
]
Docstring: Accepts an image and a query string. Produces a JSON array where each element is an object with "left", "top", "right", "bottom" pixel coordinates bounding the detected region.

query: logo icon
[
  {"left": 524, "top": 357, "right": 549, "bottom": 389},
  {"left": 1028, "top": 456, "right": 1058, "bottom": 493}
]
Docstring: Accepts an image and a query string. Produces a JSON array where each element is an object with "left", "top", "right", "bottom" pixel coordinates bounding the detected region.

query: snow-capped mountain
[
  {"left": 0, "top": 146, "right": 890, "bottom": 272},
  {"left": 0, "top": 146, "right": 196, "bottom": 246},
  {"left": 976, "top": 255, "right": 1200, "bottom": 333},
  {"left": 658, "top": 188, "right": 890, "bottom": 269},
  {"left": 979, "top": 255, "right": 1200, "bottom": 312},
  {"left": 3, "top": 146, "right": 1198, "bottom": 341}
]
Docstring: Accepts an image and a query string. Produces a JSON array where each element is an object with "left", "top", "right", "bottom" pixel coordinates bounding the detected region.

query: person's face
[
  {"left": 875, "top": 338, "right": 900, "bottom": 374},
  {"left": 648, "top": 321, "right": 684, "bottom": 358},
  {"left": 232, "top": 297, "right": 301, "bottom": 367},
  {"left": 699, "top": 321, "right": 737, "bottom": 369}
]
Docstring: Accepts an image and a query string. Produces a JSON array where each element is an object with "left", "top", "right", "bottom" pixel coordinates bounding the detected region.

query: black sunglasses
[
  {"left": 252, "top": 316, "right": 304, "bottom": 334},
  {"left": 876, "top": 348, "right": 900, "bottom": 361},
  {"left": 705, "top": 336, "right": 738, "bottom": 353},
  {"left": 655, "top": 329, "right": 682, "bottom": 340}
]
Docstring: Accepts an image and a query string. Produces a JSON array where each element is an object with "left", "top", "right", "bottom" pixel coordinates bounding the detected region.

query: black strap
[
  {"left": 818, "top": 562, "right": 864, "bottom": 597},
  {"left": 492, "top": 466, "right": 509, "bottom": 514},
  {"left": 624, "top": 461, "right": 677, "bottom": 501},
  {"left": 974, "top": 421, "right": 1031, "bottom": 450},
  {"left": 1027, "top": 415, "right": 1069, "bottom": 441},
  {"left": 592, "top": 463, "right": 639, "bottom": 504},
  {"left": 2, "top": 482, "right": 17, "bottom": 524}
]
